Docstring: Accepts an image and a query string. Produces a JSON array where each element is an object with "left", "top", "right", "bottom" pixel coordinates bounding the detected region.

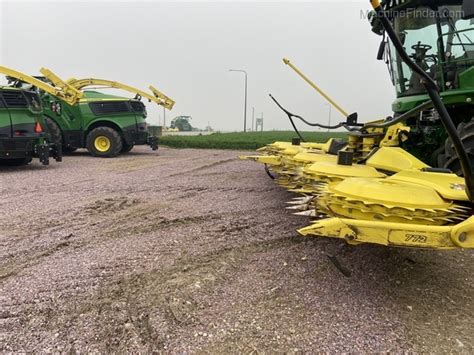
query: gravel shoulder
[{"left": 0, "top": 147, "right": 473, "bottom": 352}]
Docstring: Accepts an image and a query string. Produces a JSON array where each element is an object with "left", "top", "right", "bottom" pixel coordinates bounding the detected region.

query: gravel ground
[{"left": 0, "top": 146, "right": 473, "bottom": 353}]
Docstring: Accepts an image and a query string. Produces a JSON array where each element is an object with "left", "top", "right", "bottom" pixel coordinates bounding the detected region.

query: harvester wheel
[
  {"left": 86, "top": 127, "right": 122, "bottom": 158},
  {"left": 44, "top": 117, "right": 62, "bottom": 146},
  {"left": 121, "top": 143, "right": 134, "bottom": 153},
  {"left": 440, "top": 119, "right": 474, "bottom": 176}
]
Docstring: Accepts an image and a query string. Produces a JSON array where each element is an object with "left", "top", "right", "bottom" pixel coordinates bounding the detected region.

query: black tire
[
  {"left": 440, "top": 119, "right": 474, "bottom": 176},
  {"left": 0, "top": 157, "right": 32, "bottom": 166},
  {"left": 121, "top": 142, "right": 134, "bottom": 153},
  {"left": 44, "top": 117, "right": 62, "bottom": 146},
  {"left": 86, "top": 127, "right": 122, "bottom": 158}
]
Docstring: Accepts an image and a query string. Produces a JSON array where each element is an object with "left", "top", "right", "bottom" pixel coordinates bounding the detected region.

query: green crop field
[{"left": 159, "top": 131, "right": 347, "bottom": 150}]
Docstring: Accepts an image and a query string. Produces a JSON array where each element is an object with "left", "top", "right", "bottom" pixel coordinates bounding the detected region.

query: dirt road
[{"left": 0, "top": 147, "right": 473, "bottom": 352}]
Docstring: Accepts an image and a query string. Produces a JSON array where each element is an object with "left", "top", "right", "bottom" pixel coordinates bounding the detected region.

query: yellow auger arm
[
  {"left": 283, "top": 58, "right": 349, "bottom": 119},
  {"left": 0, "top": 66, "right": 83, "bottom": 105},
  {"left": 149, "top": 85, "right": 175, "bottom": 110},
  {"left": 65, "top": 78, "right": 175, "bottom": 110}
]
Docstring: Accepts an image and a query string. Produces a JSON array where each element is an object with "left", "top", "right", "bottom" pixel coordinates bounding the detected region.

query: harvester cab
[
  {"left": 37, "top": 68, "right": 175, "bottom": 157},
  {"left": 370, "top": 0, "right": 474, "bottom": 171},
  {"left": 241, "top": 0, "right": 474, "bottom": 250},
  {"left": 0, "top": 66, "right": 78, "bottom": 166}
]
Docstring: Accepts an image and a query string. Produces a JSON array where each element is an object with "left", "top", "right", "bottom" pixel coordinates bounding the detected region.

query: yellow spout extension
[
  {"left": 283, "top": 58, "right": 349, "bottom": 118},
  {"left": 38, "top": 67, "right": 84, "bottom": 105},
  {"left": 0, "top": 66, "right": 83, "bottom": 105},
  {"left": 149, "top": 85, "right": 175, "bottom": 110},
  {"left": 64, "top": 77, "right": 175, "bottom": 110}
]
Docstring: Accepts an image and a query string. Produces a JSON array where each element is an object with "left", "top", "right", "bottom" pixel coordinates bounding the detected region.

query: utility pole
[
  {"left": 251, "top": 107, "right": 255, "bottom": 132},
  {"left": 229, "top": 69, "right": 248, "bottom": 132},
  {"left": 163, "top": 106, "right": 166, "bottom": 129},
  {"left": 326, "top": 103, "right": 332, "bottom": 132}
]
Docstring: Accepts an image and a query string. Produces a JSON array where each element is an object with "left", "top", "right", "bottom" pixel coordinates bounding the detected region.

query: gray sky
[{"left": 0, "top": 0, "right": 395, "bottom": 131}]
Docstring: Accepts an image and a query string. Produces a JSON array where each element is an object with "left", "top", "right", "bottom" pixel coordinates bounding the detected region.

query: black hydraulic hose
[
  {"left": 371, "top": 0, "right": 474, "bottom": 201},
  {"left": 269, "top": 94, "right": 307, "bottom": 141},
  {"left": 269, "top": 94, "right": 350, "bottom": 138},
  {"left": 289, "top": 117, "right": 306, "bottom": 142},
  {"left": 270, "top": 94, "right": 345, "bottom": 129},
  {"left": 362, "top": 100, "right": 433, "bottom": 130},
  {"left": 264, "top": 164, "right": 276, "bottom": 179}
]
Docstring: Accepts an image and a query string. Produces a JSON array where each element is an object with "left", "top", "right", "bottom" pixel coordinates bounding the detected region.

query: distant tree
[{"left": 170, "top": 116, "right": 193, "bottom": 131}]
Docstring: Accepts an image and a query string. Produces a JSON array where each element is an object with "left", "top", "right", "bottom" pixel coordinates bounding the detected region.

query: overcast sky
[{"left": 0, "top": 0, "right": 395, "bottom": 131}]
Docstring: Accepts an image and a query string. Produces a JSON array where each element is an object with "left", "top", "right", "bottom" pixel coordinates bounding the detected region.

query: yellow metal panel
[
  {"left": 304, "top": 161, "right": 385, "bottom": 179},
  {"left": 327, "top": 177, "right": 450, "bottom": 209},
  {"left": 388, "top": 229, "right": 453, "bottom": 248},
  {"left": 388, "top": 169, "right": 469, "bottom": 202},
  {"left": 451, "top": 216, "right": 474, "bottom": 248},
  {"left": 298, "top": 217, "right": 466, "bottom": 249},
  {"left": 366, "top": 147, "right": 429, "bottom": 172},
  {"left": 293, "top": 152, "right": 336, "bottom": 164},
  {"left": 380, "top": 123, "right": 411, "bottom": 147},
  {"left": 280, "top": 146, "right": 303, "bottom": 156},
  {"left": 238, "top": 155, "right": 281, "bottom": 165},
  {"left": 302, "top": 139, "right": 334, "bottom": 152}
]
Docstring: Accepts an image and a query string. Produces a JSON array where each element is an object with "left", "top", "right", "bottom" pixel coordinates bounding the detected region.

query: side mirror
[
  {"left": 369, "top": 11, "right": 384, "bottom": 35},
  {"left": 463, "top": 0, "right": 474, "bottom": 19},
  {"left": 377, "top": 40, "right": 385, "bottom": 60}
]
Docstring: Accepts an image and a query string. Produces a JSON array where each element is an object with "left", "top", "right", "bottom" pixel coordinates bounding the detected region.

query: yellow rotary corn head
[
  {"left": 241, "top": 141, "right": 474, "bottom": 250},
  {"left": 241, "top": 0, "right": 474, "bottom": 250}
]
